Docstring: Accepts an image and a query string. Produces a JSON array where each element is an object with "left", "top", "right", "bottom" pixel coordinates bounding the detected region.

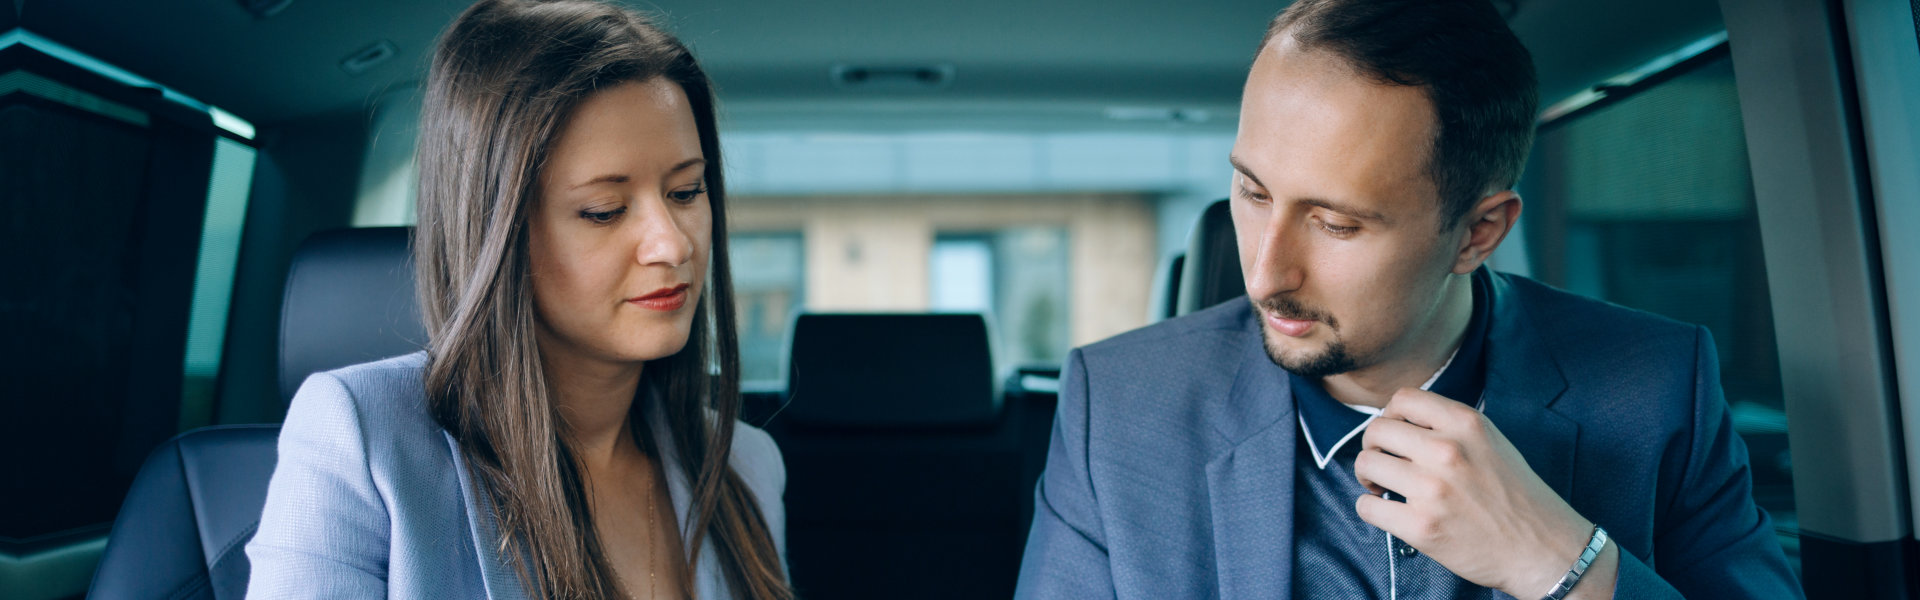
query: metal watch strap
[{"left": 1542, "top": 526, "right": 1610, "bottom": 600}]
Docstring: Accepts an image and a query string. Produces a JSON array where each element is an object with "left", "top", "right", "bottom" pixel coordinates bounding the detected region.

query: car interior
[{"left": 4, "top": 0, "right": 1920, "bottom": 598}]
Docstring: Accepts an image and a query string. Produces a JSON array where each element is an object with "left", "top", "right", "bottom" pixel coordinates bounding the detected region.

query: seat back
[
  {"left": 88, "top": 425, "right": 280, "bottom": 600},
  {"left": 92, "top": 227, "right": 422, "bottom": 599},
  {"left": 277, "top": 226, "right": 424, "bottom": 407},
  {"left": 1149, "top": 252, "right": 1186, "bottom": 322},
  {"left": 1175, "top": 198, "right": 1246, "bottom": 315},
  {"left": 770, "top": 313, "right": 1053, "bottom": 599},
  {"left": 784, "top": 313, "right": 999, "bottom": 429}
]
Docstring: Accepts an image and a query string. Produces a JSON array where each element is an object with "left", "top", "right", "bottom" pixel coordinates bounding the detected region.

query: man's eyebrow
[
  {"left": 1228, "top": 155, "right": 1265, "bottom": 189},
  {"left": 566, "top": 157, "right": 707, "bottom": 191},
  {"left": 1300, "top": 198, "right": 1391, "bottom": 224},
  {"left": 1229, "top": 155, "right": 1392, "bottom": 224}
]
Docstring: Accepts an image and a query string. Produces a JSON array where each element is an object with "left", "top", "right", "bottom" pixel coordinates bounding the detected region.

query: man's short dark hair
[{"left": 1261, "top": 0, "right": 1538, "bottom": 230}]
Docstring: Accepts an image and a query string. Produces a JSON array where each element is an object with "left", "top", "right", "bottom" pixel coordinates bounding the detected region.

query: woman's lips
[
  {"left": 627, "top": 284, "right": 690, "bottom": 311},
  {"left": 1264, "top": 311, "right": 1316, "bottom": 337}
]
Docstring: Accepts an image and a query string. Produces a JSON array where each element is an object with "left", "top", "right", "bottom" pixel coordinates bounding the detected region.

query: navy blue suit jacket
[{"left": 1016, "top": 271, "right": 1801, "bottom": 599}]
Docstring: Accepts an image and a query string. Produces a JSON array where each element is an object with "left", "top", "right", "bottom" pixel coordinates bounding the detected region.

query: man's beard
[{"left": 1253, "top": 295, "right": 1355, "bottom": 378}]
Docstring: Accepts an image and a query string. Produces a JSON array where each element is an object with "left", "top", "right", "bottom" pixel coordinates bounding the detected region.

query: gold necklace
[
  {"left": 647, "top": 459, "right": 657, "bottom": 599},
  {"left": 623, "top": 458, "right": 661, "bottom": 600}
]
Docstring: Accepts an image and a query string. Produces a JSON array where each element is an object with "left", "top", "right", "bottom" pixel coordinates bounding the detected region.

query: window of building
[{"left": 731, "top": 232, "right": 805, "bottom": 386}]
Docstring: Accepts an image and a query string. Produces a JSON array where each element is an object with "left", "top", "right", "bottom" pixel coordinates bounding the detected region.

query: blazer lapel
[
  {"left": 646, "top": 395, "right": 726, "bottom": 600},
  {"left": 446, "top": 431, "right": 532, "bottom": 600},
  {"left": 1205, "top": 325, "right": 1299, "bottom": 600},
  {"left": 1479, "top": 273, "right": 1578, "bottom": 501}
]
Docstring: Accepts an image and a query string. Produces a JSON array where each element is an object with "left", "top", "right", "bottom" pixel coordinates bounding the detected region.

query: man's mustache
[{"left": 1252, "top": 295, "right": 1339, "bottom": 330}]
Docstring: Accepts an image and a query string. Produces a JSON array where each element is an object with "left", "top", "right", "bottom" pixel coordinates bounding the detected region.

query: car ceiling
[{"left": 14, "top": 0, "right": 1725, "bottom": 130}]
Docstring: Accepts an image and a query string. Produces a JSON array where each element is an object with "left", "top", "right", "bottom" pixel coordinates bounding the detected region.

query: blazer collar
[
  {"left": 643, "top": 391, "right": 728, "bottom": 600},
  {"left": 1478, "top": 271, "right": 1578, "bottom": 500},
  {"left": 444, "top": 392, "right": 729, "bottom": 600},
  {"left": 447, "top": 431, "right": 533, "bottom": 600},
  {"left": 1201, "top": 270, "right": 1579, "bottom": 599},
  {"left": 1205, "top": 312, "right": 1298, "bottom": 600}
]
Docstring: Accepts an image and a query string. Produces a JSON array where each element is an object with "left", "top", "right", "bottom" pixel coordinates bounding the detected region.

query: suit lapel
[
  {"left": 1205, "top": 321, "right": 1299, "bottom": 600},
  {"left": 446, "top": 431, "right": 531, "bottom": 600},
  {"left": 1479, "top": 273, "right": 1578, "bottom": 500},
  {"left": 645, "top": 393, "right": 724, "bottom": 600},
  {"left": 443, "top": 397, "right": 723, "bottom": 600}
]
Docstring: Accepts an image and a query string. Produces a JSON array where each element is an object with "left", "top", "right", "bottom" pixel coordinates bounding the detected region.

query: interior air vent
[
  {"left": 340, "top": 40, "right": 397, "bottom": 76},
  {"left": 830, "top": 64, "right": 955, "bottom": 90},
  {"left": 1105, "top": 107, "right": 1212, "bottom": 124},
  {"left": 238, "top": 0, "right": 292, "bottom": 19}
]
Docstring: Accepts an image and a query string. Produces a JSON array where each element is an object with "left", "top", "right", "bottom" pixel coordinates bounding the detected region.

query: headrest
[
  {"left": 785, "top": 313, "right": 998, "bottom": 429},
  {"left": 1149, "top": 253, "right": 1185, "bottom": 322},
  {"left": 278, "top": 227, "right": 425, "bottom": 407},
  {"left": 1176, "top": 198, "right": 1246, "bottom": 315}
]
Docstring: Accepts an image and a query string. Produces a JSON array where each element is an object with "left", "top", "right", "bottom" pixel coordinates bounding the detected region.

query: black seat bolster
[
  {"left": 90, "top": 425, "right": 281, "bottom": 600},
  {"left": 1176, "top": 198, "right": 1245, "bottom": 316}
]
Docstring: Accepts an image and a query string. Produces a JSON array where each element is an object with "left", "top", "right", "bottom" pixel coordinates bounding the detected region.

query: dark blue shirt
[{"left": 1292, "top": 269, "right": 1496, "bottom": 599}]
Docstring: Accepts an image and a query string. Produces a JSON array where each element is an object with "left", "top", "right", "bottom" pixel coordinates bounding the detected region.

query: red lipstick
[{"left": 627, "top": 284, "right": 690, "bottom": 311}]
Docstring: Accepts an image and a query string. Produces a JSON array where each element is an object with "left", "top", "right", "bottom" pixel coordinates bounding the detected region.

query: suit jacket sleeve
[
  {"left": 1615, "top": 326, "right": 1804, "bottom": 599},
  {"left": 1016, "top": 348, "right": 1119, "bottom": 599},
  {"left": 246, "top": 372, "right": 392, "bottom": 598}
]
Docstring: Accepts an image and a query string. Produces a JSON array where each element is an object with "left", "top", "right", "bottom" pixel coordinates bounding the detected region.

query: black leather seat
[
  {"left": 87, "top": 425, "right": 280, "bottom": 600},
  {"left": 89, "top": 227, "right": 420, "bottom": 599},
  {"left": 769, "top": 313, "right": 1055, "bottom": 600},
  {"left": 1175, "top": 198, "right": 1245, "bottom": 316},
  {"left": 275, "top": 227, "right": 426, "bottom": 406},
  {"left": 1150, "top": 252, "right": 1186, "bottom": 322}
]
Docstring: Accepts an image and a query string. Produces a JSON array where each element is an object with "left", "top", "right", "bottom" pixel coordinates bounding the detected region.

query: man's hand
[{"left": 1353, "top": 388, "right": 1613, "bottom": 599}]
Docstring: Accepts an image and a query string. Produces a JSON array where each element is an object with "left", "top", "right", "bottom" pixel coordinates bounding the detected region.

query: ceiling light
[{"left": 830, "top": 64, "right": 954, "bottom": 90}]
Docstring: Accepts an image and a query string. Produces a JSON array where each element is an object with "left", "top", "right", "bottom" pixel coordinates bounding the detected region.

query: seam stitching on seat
[
  {"left": 162, "top": 571, "right": 212, "bottom": 600},
  {"left": 211, "top": 521, "right": 262, "bottom": 572}
]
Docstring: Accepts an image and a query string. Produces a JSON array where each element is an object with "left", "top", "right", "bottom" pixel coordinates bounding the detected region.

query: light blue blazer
[{"left": 246, "top": 352, "right": 787, "bottom": 599}]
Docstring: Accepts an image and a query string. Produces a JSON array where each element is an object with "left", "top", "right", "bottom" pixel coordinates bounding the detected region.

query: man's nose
[{"left": 1244, "top": 214, "right": 1305, "bottom": 299}]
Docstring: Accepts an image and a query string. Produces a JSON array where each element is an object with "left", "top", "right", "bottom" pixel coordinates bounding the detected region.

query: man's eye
[
  {"left": 1236, "top": 185, "right": 1270, "bottom": 203},
  {"left": 1318, "top": 220, "right": 1358, "bottom": 236},
  {"left": 579, "top": 207, "right": 625, "bottom": 224}
]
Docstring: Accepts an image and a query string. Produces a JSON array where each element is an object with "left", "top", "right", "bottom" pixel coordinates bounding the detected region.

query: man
[{"left": 1014, "top": 0, "right": 1802, "bottom": 598}]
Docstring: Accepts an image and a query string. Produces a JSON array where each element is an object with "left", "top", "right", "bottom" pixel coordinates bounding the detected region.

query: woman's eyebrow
[
  {"left": 565, "top": 158, "right": 705, "bottom": 191},
  {"left": 568, "top": 174, "right": 629, "bottom": 190},
  {"left": 667, "top": 157, "right": 707, "bottom": 174}
]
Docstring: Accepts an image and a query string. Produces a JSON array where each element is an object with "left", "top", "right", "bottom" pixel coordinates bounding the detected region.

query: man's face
[{"left": 1230, "top": 37, "right": 1466, "bottom": 378}]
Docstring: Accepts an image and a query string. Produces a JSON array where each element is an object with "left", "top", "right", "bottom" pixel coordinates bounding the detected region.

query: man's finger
[
  {"left": 1381, "top": 387, "right": 1473, "bottom": 431},
  {"left": 1361, "top": 415, "right": 1437, "bottom": 460},
  {"left": 1355, "top": 492, "right": 1421, "bottom": 542},
  {"left": 1353, "top": 447, "right": 1429, "bottom": 499}
]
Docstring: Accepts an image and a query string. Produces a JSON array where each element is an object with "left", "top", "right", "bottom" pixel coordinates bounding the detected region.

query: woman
[{"left": 245, "top": 0, "right": 790, "bottom": 598}]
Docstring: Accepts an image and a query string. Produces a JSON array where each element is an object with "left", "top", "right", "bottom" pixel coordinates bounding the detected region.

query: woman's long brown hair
[{"left": 413, "top": 1, "right": 790, "bottom": 597}]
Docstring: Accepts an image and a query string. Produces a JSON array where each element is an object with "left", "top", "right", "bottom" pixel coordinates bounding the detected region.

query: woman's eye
[
  {"left": 579, "top": 207, "right": 625, "bottom": 224},
  {"left": 669, "top": 186, "right": 708, "bottom": 204}
]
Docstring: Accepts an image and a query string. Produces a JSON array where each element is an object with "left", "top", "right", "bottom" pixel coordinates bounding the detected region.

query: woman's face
[{"left": 529, "top": 78, "right": 711, "bottom": 369}]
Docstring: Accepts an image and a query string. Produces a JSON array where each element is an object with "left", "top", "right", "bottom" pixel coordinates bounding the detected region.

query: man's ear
[{"left": 1452, "top": 191, "right": 1522, "bottom": 275}]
